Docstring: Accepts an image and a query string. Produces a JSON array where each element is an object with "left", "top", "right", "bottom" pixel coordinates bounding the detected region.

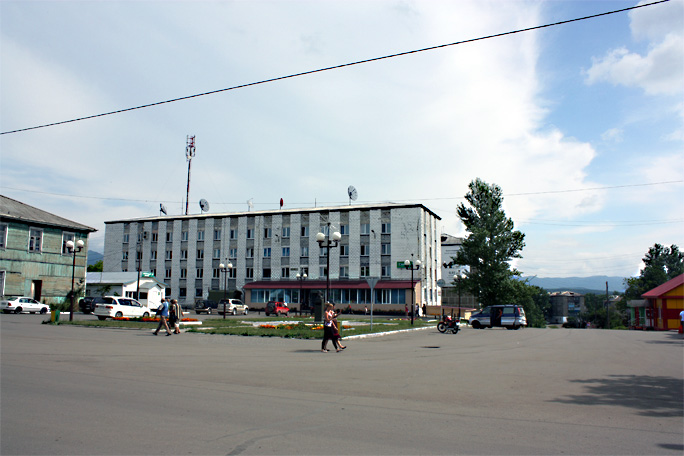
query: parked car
[
  {"left": 79, "top": 297, "right": 96, "bottom": 314},
  {"left": 265, "top": 301, "right": 289, "bottom": 316},
  {"left": 194, "top": 299, "right": 218, "bottom": 314},
  {"left": 0, "top": 296, "right": 50, "bottom": 314},
  {"left": 468, "top": 304, "right": 527, "bottom": 330},
  {"left": 93, "top": 296, "right": 152, "bottom": 320},
  {"left": 218, "top": 299, "right": 249, "bottom": 315}
]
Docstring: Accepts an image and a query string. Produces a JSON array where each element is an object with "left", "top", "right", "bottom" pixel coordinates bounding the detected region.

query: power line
[{"left": 0, "top": 0, "right": 670, "bottom": 136}]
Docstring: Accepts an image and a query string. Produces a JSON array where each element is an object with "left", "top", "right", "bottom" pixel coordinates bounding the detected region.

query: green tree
[
  {"left": 624, "top": 244, "right": 683, "bottom": 299},
  {"left": 455, "top": 178, "right": 525, "bottom": 307},
  {"left": 508, "top": 280, "right": 548, "bottom": 328},
  {"left": 87, "top": 260, "right": 103, "bottom": 272}
]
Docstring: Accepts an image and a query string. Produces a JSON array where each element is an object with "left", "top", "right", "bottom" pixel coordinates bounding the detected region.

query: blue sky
[{"left": 1, "top": 0, "right": 682, "bottom": 279}]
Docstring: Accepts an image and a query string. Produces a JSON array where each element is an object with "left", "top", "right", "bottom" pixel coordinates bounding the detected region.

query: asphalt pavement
[{"left": 1, "top": 313, "right": 682, "bottom": 455}]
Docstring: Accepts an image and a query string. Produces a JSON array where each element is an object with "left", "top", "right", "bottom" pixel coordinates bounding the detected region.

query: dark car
[
  {"left": 194, "top": 299, "right": 218, "bottom": 314},
  {"left": 79, "top": 297, "right": 96, "bottom": 314},
  {"left": 265, "top": 301, "right": 289, "bottom": 317}
]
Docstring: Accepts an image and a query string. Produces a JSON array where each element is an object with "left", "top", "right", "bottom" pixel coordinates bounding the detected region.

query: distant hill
[
  {"left": 87, "top": 251, "right": 103, "bottom": 266},
  {"left": 523, "top": 276, "right": 626, "bottom": 294}
]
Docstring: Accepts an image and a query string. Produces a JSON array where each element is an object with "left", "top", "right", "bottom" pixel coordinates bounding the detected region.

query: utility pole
[{"left": 185, "top": 135, "right": 195, "bottom": 215}]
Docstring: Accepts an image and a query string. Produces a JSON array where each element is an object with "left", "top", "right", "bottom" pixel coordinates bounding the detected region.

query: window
[
  {"left": 181, "top": 231, "right": 188, "bottom": 241},
  {"left": 264, "top": 228, "right": 271, "bottom": 239},
  {"left": 165, "top": 269, "right": 172, "bottom": 278},
  {"left": 122, "top": 251, "right": 129, "bottom": 261},
  {"left": 263, "top": 248, "right": 271, "bottom": 258},
  {"left": 340, "top": 224, "right": 348, "bottom": 235},
  {"left": 320, "top": 266, "right": 327, "bottom": 277},
  {"left": 282, "top": 267, "right": 290, "bottom": 278},
  {"left": 228, "top": 267, "right": 237, "bottom": 278},
  {"left": 230, "top": 229, "right": 237, "bottom": 240},
  {"left": 301, "top": 246, "right": 309, "bottom": 257},
  {"left": 62, "top": 232, "right": 75, "bottom": 255},
  {"left": 0, "top": 224, "right": 7, "bottom": 249},
  {"left": 213, "top": 248, "right": 221, "bottom": 259},
  {"left": 340, "top": 245, "right": 349, "bottom": 256},
  {"left": 300, "top": 267, "right": 309, "bottom": 276},
  {"left": 382, "top": 223, "right": 391, "bottom": 234},
  {"left": 151, "top": 268, "right": 156, "bottom": 277},
  {"left": 29, "top": 228, "right": 42, "bottom": 253},
  {"left": 179, "top": 288, "right": 187, "bottom": 298},
  {"left": 340, "top": 266, "right": 349, "bottom": 278},
  {"left": 196, "top": 288, "right": 203, "bottom": 297},
  {"left": 320, "top": 225, "right": 330, "bottom": 236},
  {"left": 246, "top": 267, "right": 254, "bottom": 279},
  {"left": 180, "top": 249, "right": 188, "bottom": 260},
  {"left": 166, "top": 232, "right": 172, "bottom": 242},
  {"left": 229, "top": 248, "right": 237, "bottom": 259},
  {"left": 196, "top": 268, "right": 204, "bottom": 278},
  {"left": 360, "top": 266, "right": 370, "bottom": 277},
  {"left": 246, "top": 248, "right": 254, "bottom": 258},
  {"left": 381, "top": 243, "right": 391, "bottom": 255},
  {"left": 213, "top": 268, "right": 221, "bottom": 278},
  {"left": 320, "top": 246, "right": 328, "bottom": 257},
  {"left": 246, "top": 228, "right": 254, "bottom": 239},
  {"left": 197, "top": 249, "right": 204, "bottom": 259},
  {"left": 151, "top": 232, "right": 158, "bottom": 242},
  {"left": 165, "top": 250, "right": 173, "bottom": 260},
  {"left": 361, "top": 245, "right": 370, "bottom": 256},
  {"left": 197, "top": 230, "right": 205, "bottom": 241},
  {"left": 382, "top": 266, "right": 390, "bottom": 277},
  {"left": 180, "top": 268, "right": 187, "bottom": 278},
  {"left": 151, "top": 250, "right": 157, "bottom": 260},
  {"left": 282, "top": 247, "right": 290, "bottom": 257},
  {"left": 263, "top": 268, "right": 271, "bottom": 278},
  {"left": 123, "top": 234, "right": 129, "bottom": 243},
  {"left": 301, "top": 226, "right": 309, "bottom": 237},
  {"left": 360, "top": 223, "right": 370, "bottom": 235},
  {"left": 214, "top": 229, "right": 221, "bottom": 240},
  {"left": 282, "top": 227, "right": 290, "bottom": 238}
]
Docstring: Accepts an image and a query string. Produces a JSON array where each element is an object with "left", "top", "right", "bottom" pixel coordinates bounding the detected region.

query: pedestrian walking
[
  {"left": 153, "top": 298, "right": 172, "bottom": 336},
  {"left": 169, "top": 299, "right": 182, "bottom": 334},
  {"left": 680, "top": 309, "right": 684, "bottom": 337},
  {"left": 331, "top": 309, "right": 346, "bottom": 351},
  {"left": 321, "top": 303, "right": 340, "bottom": 352}
]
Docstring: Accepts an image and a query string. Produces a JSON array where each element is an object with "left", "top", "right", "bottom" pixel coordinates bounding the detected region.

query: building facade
[
  {"left": 641, "top": 273, "right": 684, "bottom": 331},
  {"left": 104, "top": 203, "right": 442, "bottom": 311},
  {"left": 548, "top": 291, "right": 586, "bottom": 324},
  {"left": 85, "top": 272, "right": 168, "bottom": 310},
  {"left": 0, "top": 195, "right": 96, "bottom": 304}
]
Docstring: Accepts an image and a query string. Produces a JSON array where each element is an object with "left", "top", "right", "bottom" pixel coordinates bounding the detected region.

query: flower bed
[
  {"left": 112, "top": 316, "right": 199, "bottom": 322},
  {"left": 259, "top": 323, "right": 351, "bottom": 331}
]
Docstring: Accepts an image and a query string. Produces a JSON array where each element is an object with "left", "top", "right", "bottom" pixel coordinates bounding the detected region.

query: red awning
[{"left": 243, "top": 280, "right": 415, "bottom": 289}]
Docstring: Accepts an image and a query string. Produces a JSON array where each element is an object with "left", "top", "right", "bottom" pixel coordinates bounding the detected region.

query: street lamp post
[
  {"left": 316, "top": 224, "right": 342, "bottom": 306},
  {"left": 219, "top": 262, "right": 233, "bottom": 319},
  {"left": 66, "top": 239, "right": 85, "bottom": 322},
  {"left": 296, "top": 272, "right": 307, "bottom": 315},
  {"left": 404, "top": 255, "right": 421, "bottom": 326},
  {"left": 456, "top": 271, "right": 466, "bottom": 321}
]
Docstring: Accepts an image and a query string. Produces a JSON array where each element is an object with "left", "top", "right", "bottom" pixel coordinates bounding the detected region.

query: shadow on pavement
[{"left": 551, "top": 374, "right": 684, "bottom": 417}]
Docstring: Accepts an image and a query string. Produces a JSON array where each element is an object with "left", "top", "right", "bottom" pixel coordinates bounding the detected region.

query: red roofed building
[{"left": 641, "top": 273, "right": 684, "bottom": 331}]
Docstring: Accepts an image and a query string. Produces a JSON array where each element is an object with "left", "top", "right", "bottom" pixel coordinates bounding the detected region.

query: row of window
[
  {"left": 125, "top": 244, "right": 393, "bottom": 261},
  {"left": 122, "top": 223, "right": 393, "bottom": 244},
  {"left": 250, "top": 288, "right": 406, "bottom": 305},
  {"left": 0, "top": 225, "right": 85, "bottom": 256}
]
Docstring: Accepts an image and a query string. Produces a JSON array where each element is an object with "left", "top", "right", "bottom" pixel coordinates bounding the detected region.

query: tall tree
[
  {"left": 624, "top": 244, "right": 684, "bottom": 299},
  {"left": 455, "top": 178, "right": 525, "bottom": 307}
]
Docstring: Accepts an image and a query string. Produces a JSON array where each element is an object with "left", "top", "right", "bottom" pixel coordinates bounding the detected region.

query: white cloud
[{"left": 585, "top": 1, "right": 684, "bottom": 95}]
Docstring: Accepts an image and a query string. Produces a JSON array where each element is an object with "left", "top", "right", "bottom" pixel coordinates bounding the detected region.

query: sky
[{"left": 1, "top": 0, "right": 682, "bottom": 279}]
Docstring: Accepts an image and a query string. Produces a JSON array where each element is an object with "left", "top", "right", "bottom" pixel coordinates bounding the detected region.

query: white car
[
  {"left": 93, "top": 296, "right": 152, "bottom": 320},
  {"left": 218, "top": 299, "right": 249, "bottom": 315},
  {"left": 0, "top": 296, "right": 50, "bottom": 314}
]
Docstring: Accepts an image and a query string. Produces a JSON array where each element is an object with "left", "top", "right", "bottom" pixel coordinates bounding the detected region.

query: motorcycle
[{"left": 437, "top": 315, "right": 461, "bottom": 334}]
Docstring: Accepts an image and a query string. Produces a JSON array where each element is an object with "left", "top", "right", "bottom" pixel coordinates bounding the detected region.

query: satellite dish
[
  {"left": 160, "top": 204, "right": 167, "bottom": 215},
  {"left": 199, "top": 199, "right": 209, "bottom": 213},
  {"left": 348, "top": 185, "right": 358, "bottom": 205}
]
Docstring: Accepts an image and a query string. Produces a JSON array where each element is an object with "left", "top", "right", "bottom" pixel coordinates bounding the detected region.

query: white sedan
[{"left": 0, "top": 297, "right": 50, "bottom": 314}]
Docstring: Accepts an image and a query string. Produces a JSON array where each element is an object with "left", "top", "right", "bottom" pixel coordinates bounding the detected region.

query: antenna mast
[{"left": 185, "top": 135, "right": 196, "bottom": 215}]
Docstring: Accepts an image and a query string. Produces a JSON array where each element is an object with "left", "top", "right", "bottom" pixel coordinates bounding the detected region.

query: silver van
[{"left": 469, "top": 305, "right": 527, "bottom": 330}]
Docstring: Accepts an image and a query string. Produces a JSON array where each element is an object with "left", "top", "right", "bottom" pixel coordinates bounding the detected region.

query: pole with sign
[{"left": 365, "top": 277, "right": 379, "bottom": 331}]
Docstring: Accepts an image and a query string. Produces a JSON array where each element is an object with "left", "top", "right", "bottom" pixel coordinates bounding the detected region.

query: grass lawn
[{"left": 53, "top": 316, "right": 434, "bottom": 338}]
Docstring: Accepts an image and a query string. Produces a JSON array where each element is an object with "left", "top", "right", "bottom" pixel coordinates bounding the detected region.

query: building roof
[
  {"left": 440, "top": 233, "right": 463, "bottom": 245},
  {"left": 86, "top": 272, "right": 169, "bottom": 288},
  {"left": 0, "top": 195, "right": 96, "bottom": 232},
  {"left": 641, "top": 273, "right": 684, "bottom": 298},
  {"left": 104, "top": 202, "right": 442, "bottom": 224}
]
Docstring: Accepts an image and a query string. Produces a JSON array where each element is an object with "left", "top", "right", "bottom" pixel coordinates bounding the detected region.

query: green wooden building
[{"left": 0, "top": 195, "right": 96, "bottom": 305}]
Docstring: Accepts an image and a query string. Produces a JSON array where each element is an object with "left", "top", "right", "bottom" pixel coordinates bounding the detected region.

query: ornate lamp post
[
  {"left": 404, "top": 255, "right": 421, "bottom": 326},
  {"left": 219, "top": 262, "right": 233, "bottom": 319},
  {"left": 65, "top": 239, "right": 85, "bottom": 322},
  {"left": 296, "top": 272, "right": 307, "bottom": 315},
  {"left": 316, "top": 224, "right": 342, "bottom": 306}
]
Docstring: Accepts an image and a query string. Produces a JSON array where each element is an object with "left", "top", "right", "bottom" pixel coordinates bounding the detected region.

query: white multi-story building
[{"left": 104, "top": 203, "right": 442, "bottom": 311}]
